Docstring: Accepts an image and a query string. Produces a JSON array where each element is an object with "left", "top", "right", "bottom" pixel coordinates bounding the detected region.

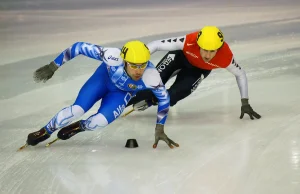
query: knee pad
[
  {"left": 46, "top": 105, "right": 85, "bottom": 132},
  {"left": 58, "top": 105, "right": 85, "bottom": 124},
  {"left": 84, "top": 113, "right": 108, "bottom": 131},
  {"left": 55, "top": 105, "right": 85, "bottom": 127}
]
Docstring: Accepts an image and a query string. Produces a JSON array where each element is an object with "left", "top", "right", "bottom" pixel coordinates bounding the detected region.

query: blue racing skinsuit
[{"left": 44, "top": 42, "right": 170, "bottom": 133}]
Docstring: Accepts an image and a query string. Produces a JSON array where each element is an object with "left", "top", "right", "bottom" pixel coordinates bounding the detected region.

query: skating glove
[
  {"left": 133, "top": 100, "right": 152, "bottom": 111},
  {"left": 240, "top": 98, "right": 261, "bottom": 120},
  {"left": 133, "top": 97, "right": 159, "bottom": 111},
  {"left": 33, "top": 61, "right": 58, "bottom": 83},
  {"left": 153, "top": 124, "right": 179, "bottom": 149}
]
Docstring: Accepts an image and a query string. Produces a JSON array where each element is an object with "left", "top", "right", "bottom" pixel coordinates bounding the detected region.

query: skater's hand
[
  {"left": 153, "top": 124, "right": 179, "bottom": 149},
  {"left": 34, "top": 61, "right": 58, "bottom": 83},
  {"left": 133, "top": 100, "right": 150, "bottom": 111},
  {"left": 240, "top": 98, "right": 261, "bottom": 120}
]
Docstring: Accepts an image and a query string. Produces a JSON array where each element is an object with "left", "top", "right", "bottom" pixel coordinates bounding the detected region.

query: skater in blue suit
[{"left": 22, "top": 40, "right": 179, "bottom": 149}]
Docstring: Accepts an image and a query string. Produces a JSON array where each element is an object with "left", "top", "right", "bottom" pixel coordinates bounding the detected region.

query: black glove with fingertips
[
  {"left": 153, "top": 124, "right": 179, "bottom": 149},
  {"left": 240, "top": 98, "right": 261, "bottom": 120},
  {"left": 33, "top": 61, "right": 58, "bottom": 83}
]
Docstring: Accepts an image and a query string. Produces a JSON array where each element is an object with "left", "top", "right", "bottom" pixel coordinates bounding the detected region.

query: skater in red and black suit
[{"left": 128, "top": 26, "right": 261, "bottom": 120}]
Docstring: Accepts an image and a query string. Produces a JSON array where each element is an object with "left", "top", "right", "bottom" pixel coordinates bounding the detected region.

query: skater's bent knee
[
  {"left": 168, "top": 87, "right": 193, "bottom": 106},
  {"left": 71, "top": 105, "right": 85, "bottom": 116},
  {"left": 84, "top": 113, "right": 109, "bottom": 130},
  {"left": 55, "top": 105, "right": 85, "bottom": 127},
  {"left": 170, "top": 100, "right": 177, "bottom": 107}
]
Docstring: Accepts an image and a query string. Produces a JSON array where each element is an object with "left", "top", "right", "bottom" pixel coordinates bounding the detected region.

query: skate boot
[
  {"left": 45, "top": 121, "right": 85, "bottom": 147},
  {"left": 27, "top": 127, "right": 51, "bottom": 146},
  {"left": 57, "top": 121, "right": 85, "bottom": 140}
]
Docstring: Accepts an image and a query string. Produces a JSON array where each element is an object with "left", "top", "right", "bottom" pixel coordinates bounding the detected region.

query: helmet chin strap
[
  {"left": 124, "top": 61, "right": 129, "bottom": 73},
  {"left": 124, "top": 62, "right": 134, "bottom": 80}
]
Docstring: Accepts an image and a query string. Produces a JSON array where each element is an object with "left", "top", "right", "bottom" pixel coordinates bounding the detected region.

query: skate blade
[
  {"left": 46, "top": 138, "right": 59, "bottom": 147},
  {"left": 122, "top": 108, "right": 134, "bottom": 117},
  {"left": 18, "top": 143, "right": 28, "bottom": 151}
]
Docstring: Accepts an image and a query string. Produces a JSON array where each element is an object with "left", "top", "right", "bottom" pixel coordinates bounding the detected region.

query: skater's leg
[
  {"left": 84, "top": 91, "right": 132, "bottom": 130},
  {"left": 26, "top": 65, "right": 109, "bottom": 146},
  {"left": 56, "top": 91, "right": 131, "bottom": 140},
  {"left": 167, "top": 67, "right": 211, "bottom": 106},
  {"left": 156, "top": 50, "right": 185, "bottom": 83},
  {"left": 45, "top": 65, "right": 109, "bottom": 134}
]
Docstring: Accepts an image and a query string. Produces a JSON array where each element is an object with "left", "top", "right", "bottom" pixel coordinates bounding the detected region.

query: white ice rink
[{"left": 1, "top": 1, "right": 300, "bottom": 194}]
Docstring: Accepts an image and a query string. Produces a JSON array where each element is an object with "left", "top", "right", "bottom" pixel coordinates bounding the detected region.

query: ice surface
[{"left": 1, "top": 1, "right": 300, "bottom": 194}]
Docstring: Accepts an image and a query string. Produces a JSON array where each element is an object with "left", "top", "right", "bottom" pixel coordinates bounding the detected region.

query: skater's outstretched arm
[
  {"left": 225, "top": 56, "right": 261, "bottom": 120},
  {"left": 146, "top": 35, "right": 185, "bottom": 54},
  {"left": 151, "top": 84, "right": 179, "bottom": 149},
  {"left": 141, "top": 67, "right": 179, "bottom": 149},
  {"left": 53, "top": 42, "right": 104, "bottom": 67},
  {"left": 225, "top": 57, "right": 248, "bottom": 99},
  {"left": 33, "top": 42, "right": 105, "bottom": 83},
  {"left": 141, "top": 67, "right": 170, "bottom": 125}
]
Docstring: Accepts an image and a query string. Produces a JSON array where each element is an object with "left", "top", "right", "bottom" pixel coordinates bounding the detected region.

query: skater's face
[
  {"left": 200, "top": 48, "right": 217, "bottom": 62},
  {"left": 125, "top": 62, "right": 147, "bottom": 81}
]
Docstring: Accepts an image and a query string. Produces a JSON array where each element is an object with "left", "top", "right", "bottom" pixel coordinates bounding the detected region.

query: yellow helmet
[
  {"left": 120, "top": 40, "right": 150, "bottom": 64},
  {"left": 196, "top": 26, "right": 224, "bottom": 50}
]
